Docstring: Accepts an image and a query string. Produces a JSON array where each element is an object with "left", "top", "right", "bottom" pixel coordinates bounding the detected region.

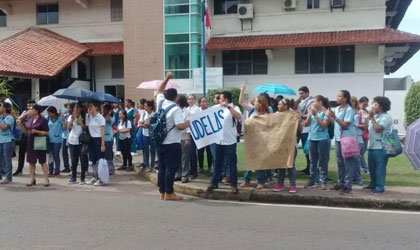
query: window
[
  {"left": 111, "top": 0, "right": 123, "bottom": 22},
  {"left": 222, "top": 50, "right": 268, "bottom": 75},
  {"left": 77, "top": 61, "right": 87, "bottom": 80},
  {"left": 0, "top": 10, "right": 6, "bottom": 27},
  {"left": 295, "top": 46, "right": 355, "bottom": 74},
  {"left": 111, "top": 55, "right": 124, "bottom": 79},
  {"left": 214, "top": 0, "right": 239, "bottom": 15},
  {"left": 37, "top": 4, "right": 59, "bottom": 25},
  {"left": 307, "top": 0, "right": 320, "bottom": 9}
]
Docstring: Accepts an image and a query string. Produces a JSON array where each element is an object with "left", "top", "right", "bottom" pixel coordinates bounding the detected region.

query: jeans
[
  {"left": 130, "top": 128, "right": 137, "bottom": 153},
  {"left": 198, "top": 145, "right": 212, "bottom": 171},
  {"left": 189, "top": 139, "right": 198, "bottom": 176},
  {"left": 158, "top": 143, "right": 182, "bottom": 194},
  {"left": 243, "top": 170, "right": 266, "bottom": 185},
  {"left": 211, "top": 144, "right": 238, "bottom": 187},
  {"left": 89, "top": 137, "right": 102, "bottom": 179},
  {"left": 308, "top": 140, "right": 330, "bottom": 185},
  {"left": 335, "top": 141, "right": 358, "bottom": 189},
  {"left": 353, "top": 143, "right": 365, "bottom": 183},
  {"left": 120, "top": 138, "right": 132, "bottom": 167},
  {"left": 69, "top": 144, "right": 88, "bottom": 182},
  {"left": 48, "top": 142, "right": 62, "bottom": 175},
  {"left": 142, "top": 135, "right": 155, "bottom": 168},
  {"left": 0, "top": 141, "right": 15, "bottom": 181},
  {"left": 105, "top": 141, "right": 114, "bottom": 173},
  {"left": 360, "top": 141, "right": 368, "bottom": 173},
  {"left": 210, "top": 143, "right": 217, "bottom": 170},
  {"left": 277, "top": 147, "right": 297, "bottom": 186},
  {"left": 176, "top": 140, "right": 190, "bottom": 179},
  {"left": 62, "top": 138, "right": 70, "bottom": 170},
  {"left": 297, "top": 132, "right": 310, "bottom": 170},
  {"left": 368, "top": 149, "right": 389, "bottom": 192},
  {"left": 17, "top": 134, "right": 27, "bottom": 172}
]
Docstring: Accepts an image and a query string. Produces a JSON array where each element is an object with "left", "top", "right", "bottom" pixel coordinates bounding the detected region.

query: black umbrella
[
  {"left": 91, "top": 92, "right": 120, "bottom": 104},
  {"left": 53, "top": 87, "right": 95, "bottom": 102}
]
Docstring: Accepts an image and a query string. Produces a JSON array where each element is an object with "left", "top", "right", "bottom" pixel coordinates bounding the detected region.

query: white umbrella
[{"left": 37, "top": 95, "right": 76, "bottom": 110}]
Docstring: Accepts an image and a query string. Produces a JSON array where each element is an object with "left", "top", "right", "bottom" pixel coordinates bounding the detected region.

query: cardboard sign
[
  {"left": 189, "top": 106, "right": 225, "bottom": 149},
  {"left": 244, "top": 111, "right": 299, "bottom": 170}
]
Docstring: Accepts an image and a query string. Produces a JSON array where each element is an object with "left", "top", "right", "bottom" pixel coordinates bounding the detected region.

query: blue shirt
[
  {"left": 333, "top": 105, "right": 356, "bottom": 142},
  {"left": 48, "top": 116, "right": 64, "bottom": 144},
  {"left": 105, "top": 116, "right": 115, "bottom": 142},
  {"left": 353, "top": 112, "right": 364, "bottom": 144},
  {"left": 309, "top": 112, "right": 329, "bottom": 141},
  {"left": 248, "top": 105, "right": 273, "bottom": 118},
  {"left": 367, "top": 112, "right": 393, "bottom": 150},
  {"left": 0, "top": 115, "right": 15, "bottom": 143}
]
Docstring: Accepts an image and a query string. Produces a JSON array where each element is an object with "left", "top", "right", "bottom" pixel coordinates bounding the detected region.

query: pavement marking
[{"left": 207, "top": 200, "right": 420, "bottom": 215}]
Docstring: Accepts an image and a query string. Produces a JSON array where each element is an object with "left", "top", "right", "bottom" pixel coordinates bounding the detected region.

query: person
[
  {"left": 273, "top": 98, "right": 301, "bottom": 193},
  {"left": 102, "top": 104, "right": 115, "bottom": 175},
  {"left": 363, "top": 96, "right": 393, "bottom": 194},
  {"left": 139, "top": 100, "right": 156, "bottom": 172},
  {"left": 155, "top": 72, "right": 190, "bottom": 201},
  {"left": 86, "top": 102, "right": 106, "bottom": 186},
  {"left": 197, "top": 97, "right": 212, "bottom": 173},
  {"left": 294, "top": 86, "right": 313, "bottom": 175},
  {"left": 46, "top": 106, "right": 64, "bottom": 177},
  {"left": 208, "top": 91, "right": 242, "bottom": 194},
  {"left": 16, "top": 104, "right": 50, "bottom": 187},
  {"left": 326, "top": 90, "right": 358, "bottom": 195},
  {"left": 358, "top": 96, "right": 370, "bottom": 174},
  {"left": 186, "top": 94, "right": 200, "bottom": 178},
  {"left": 67, "top": 103, "right": 89, "bottom": 184},
  {"left": 117, "top": 110, "right": 133, "bottom": 171},
  {"left": 125, "top": 99, "right": 140, "bottom": 155},
  {"left": 303, "top": 95, "right": 330, "bottom": 190},
  {"left": 136, "top": 99, "right": 147, "bottom": 154},
  {"left": 61, "top": 104, "right": 73, "bottom": 173},
  {"left": 14, "top": 99, "right": 35, "bottom": 176},
  {"left": 351, "top": 96, "right": 365, "bottom": 186},
  {"left": 0, "top": 102, "right": 15, "bottom": 184},
  {"left": 175, "top": 95, "right": 191, "bottom": 183},
  {"left": 209, "top": 92, "right": 222, "bottom": 176},
  {"left": 112, "top": 103, "right": 122, "bottom": 156}
]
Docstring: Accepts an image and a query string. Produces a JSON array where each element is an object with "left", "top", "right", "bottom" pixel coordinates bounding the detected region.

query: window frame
[
  {"left": 0, "top": 10, "right": 6, "bottom": 27},
  {"left": 111, "top": 0, "right": 123, "bottom": 22},
  {"left": 214, "top": 0, "right": 239, "bottom": 15},
  {"left": 222, "top": 50, "right": 268, "bottom": 76},
  {"left": 111, "top": 55, "right": 124, "bottom": 79},
  {"left": 307, "top": 0, "right": 320, "bottom": 9},
  {"left": 36, "top": 3, "right": 59, "bottom": 25}
]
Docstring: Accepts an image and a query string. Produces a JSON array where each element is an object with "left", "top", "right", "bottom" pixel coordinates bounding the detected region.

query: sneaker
[
  {"left": 272, "top": 185, "right": 284, "bottom": 192},
  {"left": 0, "top": 179, "right": 11, "bottom": 184},
  {"left": 87, "top": 178, "right": 96, "bottom": 185},
  {"left": 61, "top": 169, "right": 71, "bottom": 173},
  {"left": 117, "top": 166, "right": 127, "bottom": 171},
  {"left": 321, "top": 184, "right": 328, "bottom": 190},
  {"left": 357, "top": 180, "right": 364, "bottom": 186},
  {"left": 94, "top": 180, "right": 103, "bottom": 186},
  {"left": 240, "top": 182, "right": 251, "bottom": 188},
  {"left": 53, "top": 173, "right": 61, "bottom": 177},
  {"left": 115, "top": 151, "right": 122, "bottom": 156},
  {"left": 256, "top": 184, "right": 264, "bottom": 190},
  {"left": 68, "top": 179, "right": 76, "bottom": 184},
  {"left": 289, "top": 186, "right": 297, "bottom": 193},
  {"left": 131, "top": 152, "right": 138, "bottom": 156},
  {"left": 231, "top": 187, "right": 239, "bottom": 194},
  {"left": 159, "top": 193, "right": 165, "bottom": 200},
  {"left": 304, "top": 183, "right": 316, "bottom": 189},
  {"left": 224, "top": 177, "right": 231, "bottom": 185},
  {"left": 207, "top": 184, "right": 219, "bottom": 192},
  {"left": 147, "top": 168, "right": 154, "bottom": 173},
  {"left": 372, "top": 190, "right": 385, "bottom": 195},
  {"left": 340, "top": 188, "right": 352, "bottom": 195},
  {"left": 181, "top": 178, "right": 189, "bottom": 183},
  {"left": 331, "top": 184, "right": 344, "bottom": 191},
  {"left": 12, "top": 171, "right": 22, "bottom": 176},
  {"left": 80, "top": 180, "right": 86, "bottom": 185},
  {"left": 363, "top": 185, "right": 375, "bottom": 190},
  {"left": 164, "top": 193, "right": 183, "bottom": 201},
  {"left": 125, "top": 167, "right": 134, "bottom": 172}
]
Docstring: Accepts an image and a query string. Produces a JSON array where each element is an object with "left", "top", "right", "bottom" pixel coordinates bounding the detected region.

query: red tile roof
[
  {"left": 0, "top": 27, "right": 89, "bottom": 78},
  {"left": 83, "top": 42, "right": 124, "bottom": 56},
  {"left": 206, "top": 28, "right": 420, "bottom": 51}
]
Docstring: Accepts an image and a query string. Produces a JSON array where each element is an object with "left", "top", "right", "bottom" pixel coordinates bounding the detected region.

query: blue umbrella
[
  {"left": 53, "top": 87, "right": 95, "bottom": 101},
  {"left": 91, "top": 92, "right": 120, "bottom": 104},
  {"left": 253, "top": 84, "right": 296, "bottom": 96}
]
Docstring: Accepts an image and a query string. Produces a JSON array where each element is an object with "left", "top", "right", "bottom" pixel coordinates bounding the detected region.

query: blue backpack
[{"left": 149, "top": 101, "right": 177, "bottom": 145}]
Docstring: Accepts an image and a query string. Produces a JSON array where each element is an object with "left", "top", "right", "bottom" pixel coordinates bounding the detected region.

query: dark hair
[
  {"left": 47, "top": 106, "right": 58, "bottom": 115},
  {"left": 178, "top": 94, "right": 188, "bottom": 109},
  {"left": 26, "top": 99, "right": 36, "bottom": 105},
  {"left": 102, "top": 103, "right": 112, "bottom": 116},
  {"left": 339, "top": 90, "right": 352, "bottom": 106},
  {"left": 164, "top": 88, "right": 178, "bottom": 101},
  {"left": 298, "top": 86, "right": 309, "bottom": 94},
  {"left": 67, "top": 103, "right": 75, "bottom": 109},
  {"left": 222, "top": 91, "right": 232, "bottom": 103},
  {"left": 276, "top": 95, "right": 284, "bottom": 102},
  {"left": 119, "top": 110, "right": 128, "bottom": 125},
  {"left": 314, "top": 95, "right": 330, "bottom": 109},
  {"left": 281, "top": 98, "right": 295, "bottom": 109},
  {"left": 2, "top": 102, "right": 12, "bottom": 114},
  {"left": 145, "top": 100, "right": 155, "bottom": 111},
  {"left": 126, "top": 99, "right": 135, "bottom": 107},
  {"left": 89, "top": 101, "right": 101, "bottom": 110},
  {"left": 359, "top": 96, "right": 369, "bottom": 103},
  {"left": 32, "top": 104, "right": 43, "bottom": 115},
  {"left": 373, "top": 96, "right": 391, "bottom": 112},
  {"left": 198, "top": 97, "right": 208, "bottom": 104},
  {"left": 140, "top": 99, "right": 147, "bottom": 105}
]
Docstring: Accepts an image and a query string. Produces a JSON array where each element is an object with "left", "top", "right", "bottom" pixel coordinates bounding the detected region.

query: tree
[{"left": 404, "top": 81, "right": 420, "bottom": 126}]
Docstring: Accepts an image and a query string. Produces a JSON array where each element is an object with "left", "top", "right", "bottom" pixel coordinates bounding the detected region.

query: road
[{"left": 0, "top": 171, "right": 419, "bottom": 250}]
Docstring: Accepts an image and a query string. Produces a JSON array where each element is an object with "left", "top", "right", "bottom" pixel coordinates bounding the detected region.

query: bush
[
  {"left": 207, "top": 87, "right": 241, "bottom": 110},
  {"left": 404, "top": 81, "right": 420, "bottom": 126}
]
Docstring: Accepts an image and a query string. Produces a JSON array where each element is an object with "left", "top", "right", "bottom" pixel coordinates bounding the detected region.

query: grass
[{"left": 203, "top": 142, "right": 420, "bottom": 187}]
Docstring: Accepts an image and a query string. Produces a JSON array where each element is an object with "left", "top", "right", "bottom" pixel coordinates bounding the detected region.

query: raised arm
[
  {"left": 157, "top": 72, "right": 173, "bottom": 94},
  {"left": 239, "top": 85, "right": 249, "bottom": 111}
]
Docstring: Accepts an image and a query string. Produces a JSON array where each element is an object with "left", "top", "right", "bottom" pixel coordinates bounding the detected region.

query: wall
[
  {"left": 384, "top": 90, "right": 407, "bottom": 135},
  {"left": 0, "top": 0, "right": 122, "bottom": 42},
  {"left": 94, "top": 55, "right": 124, "bottom": 93},
  {"left": 208, "top": 0, "right": 386, "bottom": 36}
]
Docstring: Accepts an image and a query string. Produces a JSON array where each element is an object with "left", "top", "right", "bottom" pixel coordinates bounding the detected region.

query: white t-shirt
[
  {"left": 156, "top": 93, "right": 184, "bottom": 145},
  {"left": 187, "top": 104, "right": 200, "bottom": 115},
  {"left": 86, "top": 113, "right": 105, "bottom": 138},
  {"left": 218, "top": 104, "right": 241, "bottom": 146},
  {"left": 140, "top": 111, "right": 154, "bottom": 137},
  {"left": 180, "top": 108, "right": 191, "bottom": 140},
  {"left": 118, "top": 120, "right": 132, "bottom": 140},
  {"left": 67, "top": 115, "right": 83, "bottom": 145}
]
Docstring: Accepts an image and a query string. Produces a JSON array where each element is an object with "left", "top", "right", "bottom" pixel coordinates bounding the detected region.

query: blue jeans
[
  {"left": 158, "top": 143, "right": 182, "bottom": 194},
  {"left": 353, "top": 143, "right": 365, "bottom": 183},
  {"left": 211, "top": 144, "right": 238, "bottom": 187},
  {"left": 105, "top": 141, "right": 114, "bottom": 173},
  {"left": 0, "top": 141, "right": 15, "bottom": 181},
  {"left": 48, "top": 142, "right": 62, "bottom": 175},
  {"left": 142, "top": 135, "right": 156, "bottom": 168},
  {"left": 308, "top": 140, "right": 330, "bottom": 185},
  {"left": 130, "top": 128, "right": 137, "bottom": 153},
  {"left": 360, "top": 141, "right": 368, "bottom": 173},
  {"left": 243, "top": 170, "right": 266, "bottom": 185},
  {"left": 89, "top": 137, "right": 102, "bottom": 179},
  {"left": 62, "top": 138, "right": 70, "bottom": 170},
  {"left": 277, "top": 147, "right": 297, "bottom": 186},
  {"left": 368, "top": 149, "right": 389, "bottom": 192},
  {"left": 189, "top": 139, "right": 198, "bottom": 176},
  {"left": 335, "top": 141, "right": 358, "bottom": 189}
]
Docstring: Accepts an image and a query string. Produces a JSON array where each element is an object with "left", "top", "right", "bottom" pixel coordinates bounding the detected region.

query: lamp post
[{"left": 201, "top": 0, "right": 207, "bottom": 97}]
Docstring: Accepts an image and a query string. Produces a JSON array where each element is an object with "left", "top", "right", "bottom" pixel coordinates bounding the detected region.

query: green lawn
[{"left": 204, "top": 142, "right": 420, "bottom": 187}]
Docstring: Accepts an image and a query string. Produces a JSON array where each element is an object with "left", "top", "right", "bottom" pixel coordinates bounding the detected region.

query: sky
[{"left": 388, "top": 0, "right": 420, "bottom": 82}]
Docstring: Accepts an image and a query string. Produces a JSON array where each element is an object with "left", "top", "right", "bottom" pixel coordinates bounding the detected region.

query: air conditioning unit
[
  {"left": 284, "top": 0, "right": 297, "bottom": 10},
  {"left": 331, "top": 0, "right": 345, "bottom": 9},
  {"left": 237, "top": 4, "right": 254, "bottom": 19}
]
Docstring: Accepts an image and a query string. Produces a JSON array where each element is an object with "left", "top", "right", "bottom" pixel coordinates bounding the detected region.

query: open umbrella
[
  {"left": 91, "top": 92, "right": 120, "bottom": 104},
  {"left": 53, "top": 87, "right": 95, "bottom": 101},
  {"left": 37, "top": 95, "right": 77, "bottom": 109},
  {"left": 404, "top": 118, "right": 420, "bottom": 170},
  {"left": 137, "top": 80, "right": 180, "bottom": 90},
  {"left": 253, "top": 83, "right": 296, "bottom": 96}
]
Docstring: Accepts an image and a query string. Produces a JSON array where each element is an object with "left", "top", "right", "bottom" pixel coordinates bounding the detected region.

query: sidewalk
[{"left": 125, "top": 153, "right": 420, "bottom": 211}]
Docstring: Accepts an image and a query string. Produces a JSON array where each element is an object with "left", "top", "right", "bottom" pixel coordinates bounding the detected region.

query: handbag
[
  {"left": 33, "top": 136, "right": 48, "bottom": 151},
  {"left": 339, "top": 106, "right": 360, "bottom": 158},
  {"left": 79, "top": 130, "right": 91, "bottom": 144},
  {"left": 359, "top": 111, "right": 369, "bottom": 142},
  {"left": 382, "top": 129, "right": 402, "bottom": 158}
]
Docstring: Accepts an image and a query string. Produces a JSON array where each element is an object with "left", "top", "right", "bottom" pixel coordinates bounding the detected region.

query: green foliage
[
  {"left": 0, "top": 79, "right": 15, "bottom": 105},
  {"left": 404, "top": 81, "right": 420, "bottom": 126},
  {"left": 207, "top": 87, "right": 241, "bottom": 110}
]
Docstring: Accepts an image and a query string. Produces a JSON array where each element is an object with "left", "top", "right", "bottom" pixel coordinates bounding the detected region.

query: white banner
[
  {"left": 189, "top": 106, "right": 225, "bottom": 149},
  {"left": 192, "top": 68, "right": 223, "bottom": 90}
]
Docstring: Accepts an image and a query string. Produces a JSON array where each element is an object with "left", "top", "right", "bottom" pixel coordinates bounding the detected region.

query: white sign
[
  {"left": 193, "top": 68, "right": 223, "bottom": 90},
  {"left": 188, "top": 106, "right": 225, "bottom": 149}
]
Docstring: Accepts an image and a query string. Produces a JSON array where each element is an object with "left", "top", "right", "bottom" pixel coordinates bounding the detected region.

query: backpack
[{"left": 149, "top": 100, "right": 177, "bottom": 145}]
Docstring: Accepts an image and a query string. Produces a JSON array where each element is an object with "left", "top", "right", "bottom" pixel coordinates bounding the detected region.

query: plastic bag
[{"left": 98, "top": 158, "right": 110, "bottom": 184}]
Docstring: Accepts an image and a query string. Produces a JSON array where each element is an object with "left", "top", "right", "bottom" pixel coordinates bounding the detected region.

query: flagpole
[{"left": 202, "top": 0, "right": 207, "bottom": 97}]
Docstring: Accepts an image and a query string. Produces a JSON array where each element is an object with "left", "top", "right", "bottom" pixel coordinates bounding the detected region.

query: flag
[{"left": 204, "top": 1, "right": 211, "bottom": 44}]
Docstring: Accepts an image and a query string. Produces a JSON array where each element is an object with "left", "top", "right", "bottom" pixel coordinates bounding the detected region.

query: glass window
[
  {"left": 165, "top": 34, "right": 189, "bottom": 43},
  {"left": 165, "top": 5, "right": 189, "bottom": 14},
  {"left": 325, "top": 46, "right": 339, "bottom": 73},
  {"left": 237, "top": 50, "right": 252, "bottom": 75},
  {"left": 309, "top": 47, "right": 324, "bottom": 73},
  {"left": 253, "top": 50, "right": 268, "bottom": 75},
  {"left": 37, "top": 4, "right": 59, "bottom": 25},
  {"left": 165, "top": 44, "right": 189, "bottom": 70},
  {"left": 340, "top": 46, "right": 355, "bottom": 73},
  {"left": 214, "top": 0, "right": 239, "bottom": 15},
  {"left": 77, "top": 61, "right": 88, "bottom": 80},
  {"left": 111, "top": 0, "right": 123, "bottom": 22},
  {"left": 48, "top": 4, "right": 59, "bottom": 24},
  {"left": 307, "top": 0, "right": 320, "bottom": 9},
  {"left": 111, "top": 55, "right": 124, "bottom": 79},
  {"left": 222, "top": 51, "right": 237, "bottom": 75},
  {"left": 295, "top": 48, "right": 309, "bottom": 74},
  {"left": 222, "top": 50, "right": 267, "bottom": 75},
  {"left": 0, "top": 10, "right": 6, "bottom": 27}
]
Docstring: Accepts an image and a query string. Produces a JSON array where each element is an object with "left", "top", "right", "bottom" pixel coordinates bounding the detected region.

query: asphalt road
[{"left": 0, "top": 171, "right": 419, "bottom": 250}]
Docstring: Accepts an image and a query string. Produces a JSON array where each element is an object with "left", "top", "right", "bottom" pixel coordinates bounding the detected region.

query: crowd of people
[{"left": 0, "top": 72, "right": 394, "bottom": 200}]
